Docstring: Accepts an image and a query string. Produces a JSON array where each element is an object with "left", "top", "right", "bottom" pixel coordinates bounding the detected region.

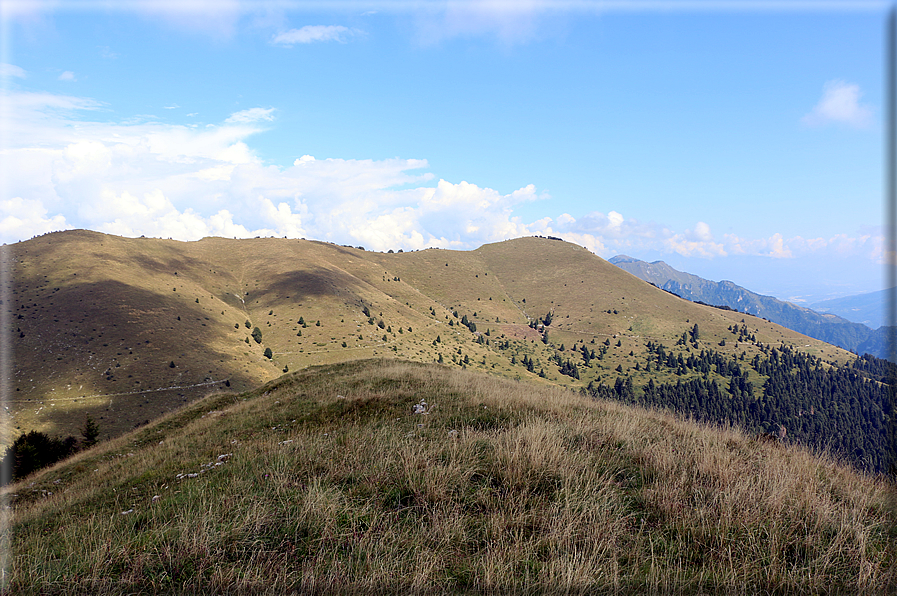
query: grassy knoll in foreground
[{"left": 4, "top": 359, "right": 895, "bottom": 594}]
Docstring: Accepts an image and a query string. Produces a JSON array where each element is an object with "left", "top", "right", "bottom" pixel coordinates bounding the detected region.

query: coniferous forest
[{"left": 587, "top": 345, "right": 894, "bottom": 474}]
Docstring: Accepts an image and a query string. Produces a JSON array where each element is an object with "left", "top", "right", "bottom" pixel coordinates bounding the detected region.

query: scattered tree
[{"left": 80, "top": 416, "right": 100, "bottom": 448}]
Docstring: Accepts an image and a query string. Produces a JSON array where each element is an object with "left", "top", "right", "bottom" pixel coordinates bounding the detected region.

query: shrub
[{"left": 252, "top": 327, "right": 263, "bottom": 344}]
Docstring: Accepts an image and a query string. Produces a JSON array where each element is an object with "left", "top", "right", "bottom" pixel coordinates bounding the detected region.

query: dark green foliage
[
  {"left": 80, "top": 416, "right": 100, "bottom": 448},
  {"left": 558, "top": 360, "right": 579, "bottom": 379},
  {"left": 607, "top": 343, "right": 894, "bottom": 473},
  {"left": 264, "top": 347, "right": 273, "bottom": 359},
  {"left": 521, "top": 355, "right": 535, "bottom": 373},
  {"left": 245, "top": 320, "right": 251, "bottom": 329},
  {"left": 1, "top": 431, "right": 78, "bottom": 483},
  {"left": 252, "top": 327, "right": 263, "bottom": 344}
]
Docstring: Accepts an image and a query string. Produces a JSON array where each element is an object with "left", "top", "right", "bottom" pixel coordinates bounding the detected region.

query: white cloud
[
  {"left": 802, "top": 80, "right": 872, "bottom": 128},
  {"left": 1, "top": 89, "right": 884, "bottom": 266},
  {"left": 225, "top": 107, "right": 276, "bottom": 124},
  {"left": 0, "top": 197, "right": 70, "bottom": 241},
  {"left": 0, "top": 63, "right": 26, "bottom": 78},
  {"left": 58, "top": 71, "right": 76, "bottom": 82},
  {"left": 272, "top": 25, "right": 355, "bottom": 46},
  {"left": 688, "top": 221, "right": 713, "bottom": 242}
]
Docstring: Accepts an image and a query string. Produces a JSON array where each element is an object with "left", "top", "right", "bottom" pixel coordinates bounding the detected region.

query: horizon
[{"left": 0, "top": 1, "right": 888, "bottom": 303}]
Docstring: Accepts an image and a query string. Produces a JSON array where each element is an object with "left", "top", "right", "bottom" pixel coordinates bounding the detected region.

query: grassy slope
[
  {"left": 3, "top": 359, "right": 893, "bottom": 593},
  {"left": 7, "top": 232, "right": 851, "bottom": 444}
]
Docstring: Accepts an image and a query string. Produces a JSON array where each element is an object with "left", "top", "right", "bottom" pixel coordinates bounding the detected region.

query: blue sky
[{"left": 0, "top": 1, "right": 890, "bottom": 303}]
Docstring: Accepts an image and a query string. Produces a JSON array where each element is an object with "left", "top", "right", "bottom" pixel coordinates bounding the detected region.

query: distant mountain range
[
  {"left": 609, "top": 255, "right": 891, "bottom": 361},
  {"left": 809, "top": 287, "right": 889, "bottom": 329}
]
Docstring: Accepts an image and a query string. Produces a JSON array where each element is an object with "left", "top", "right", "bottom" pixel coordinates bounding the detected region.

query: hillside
[
  {"left": 3, "top": 360, "right": 894, "bottom": 593},
  {"left": 10, "top": 231, "right": 890, "bottom": 471},
  {"left": 609, "top": 255, "right": 877, "bottom": 357}
]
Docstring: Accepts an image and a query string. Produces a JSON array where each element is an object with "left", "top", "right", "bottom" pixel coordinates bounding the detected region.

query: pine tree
[{"left": 80, "top": 416, "right": 100, "bottom": 448}]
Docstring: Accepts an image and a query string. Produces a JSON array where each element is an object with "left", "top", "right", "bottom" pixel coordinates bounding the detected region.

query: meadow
[{"left": 4, "top": 359, "right": 894, "bottom": 594}]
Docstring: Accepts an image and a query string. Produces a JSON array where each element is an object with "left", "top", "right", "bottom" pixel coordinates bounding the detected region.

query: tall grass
[{"left": 4, "top": 359, "right": 894, "bottom": 593}]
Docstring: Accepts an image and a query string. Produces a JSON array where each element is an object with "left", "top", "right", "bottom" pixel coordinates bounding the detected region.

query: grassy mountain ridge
[
  {"left": 609, "top": 255, "right": 877, "bottom": 357},
  {"left": 7, "top": 231, "right": 853, "bottom": 446},
  {"left": 3, "top": 359, "right": 894, "bottom": 593}
]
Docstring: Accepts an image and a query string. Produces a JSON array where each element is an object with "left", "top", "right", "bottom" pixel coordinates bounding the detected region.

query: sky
[{"left": 0, "top": 0, "right": 890, "bottom": 303}]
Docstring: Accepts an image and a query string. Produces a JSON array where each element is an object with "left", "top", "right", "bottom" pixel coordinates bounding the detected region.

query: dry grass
[
  {"left": 8, "top": 231, "right": 854, "bottom": 446},
  {"left": 4, "top": 359, "right": 894, "bottom": 594}
]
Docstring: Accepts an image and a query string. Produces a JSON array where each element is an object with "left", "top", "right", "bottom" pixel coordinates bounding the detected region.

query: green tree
[
  {"left": 264, "top": 347, "right": 273, "bottom": 359},
  {"left": 252, "top": 327, "right": 263, "bottom": 344},
  {"left": 1, "top": 431, "right": 77, "bottom": 483},
  {"left": 80, "top": 416, "right": 100, "bottom": 449},
  {"left": 244, "top": 319, "right": 251, "bottom": 329}
]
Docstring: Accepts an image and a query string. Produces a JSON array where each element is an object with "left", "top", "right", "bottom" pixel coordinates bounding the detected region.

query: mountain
[
  {"left": 810, "top": 287, "right": 890, "bottom": 329},
  {"left": 8, "top": 231, "right": 892, "bottom": 473},
  {"left": 609, "top": 255, "right": 878, "bottom": 357},
  {"left": 3, "top": 359, "right": 894, "bottom": 593}
]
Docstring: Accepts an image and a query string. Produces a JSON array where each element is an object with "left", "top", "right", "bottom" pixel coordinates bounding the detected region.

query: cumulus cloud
[
  {"left": 802, "top": 80, "right": 873, "bottom": 128},
  {"left": 58, "top": 71, "right": 76, "bottom": 82},
  {"left": 0, "top": 90, "right": 543, "bottom": 248},
  {"left": 272, "top": 25, "right": 356, "bottom": 46},
  {"left": 0, "top": 197, "right": 70, "bottom": 240},
  {"left": 0, "top": 63, "right": 26, "bottom": 78},
  {"left": 0, "top": 88, "right": 884, "bottom": 267}
]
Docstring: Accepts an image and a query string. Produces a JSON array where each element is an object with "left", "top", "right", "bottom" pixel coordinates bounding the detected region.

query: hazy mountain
[
  {"left": 809, "top": 287, "right": 889, "bottom": 329},
  {"left": 609, "top": 255, "right": 879, "bottom": 357}
]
